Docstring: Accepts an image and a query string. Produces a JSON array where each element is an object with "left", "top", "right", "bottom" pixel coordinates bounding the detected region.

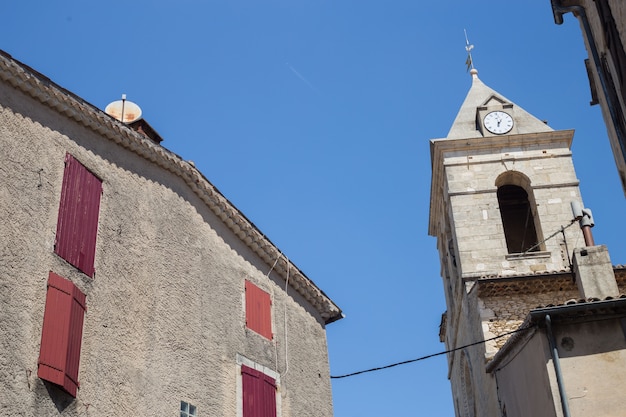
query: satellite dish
[{"left": 105, "top": 96, "right": 142, "bottom": 123}]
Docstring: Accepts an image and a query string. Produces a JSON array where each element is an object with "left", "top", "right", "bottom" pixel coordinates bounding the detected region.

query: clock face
[{"left": 483, "top": 111, "right": 513, "bottom": 134}]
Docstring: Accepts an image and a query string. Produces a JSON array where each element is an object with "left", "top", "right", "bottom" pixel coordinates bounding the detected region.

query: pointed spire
[
  {"left": 441, "top": 30, "right": 554, "bottom": 140},
  {"left": 446, "top": 70, "right": 553, "bottom": 139}
]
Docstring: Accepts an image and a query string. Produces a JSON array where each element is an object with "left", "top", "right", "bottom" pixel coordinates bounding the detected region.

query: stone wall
[
  {"left": 444, "top": 142, "right": 584, "bottom": 278},
  {"left": 480, "top": 290, "right": 579, "bottom": 352}
]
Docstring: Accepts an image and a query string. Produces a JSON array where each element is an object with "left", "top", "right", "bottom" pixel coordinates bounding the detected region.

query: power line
[
  {"left": 332, "top": 312, "right": 626, "bottom": 379},
  {"left": 330, "top": 325, "right": 535, "bottom": 379}
]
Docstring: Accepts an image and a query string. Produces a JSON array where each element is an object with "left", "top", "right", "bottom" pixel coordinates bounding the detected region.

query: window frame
[
  {"left": 180, "top": 401, "right": 197, "bottom": 417},
  {"left": 236, "top": 355, "right": 280, "bottom": 417}
]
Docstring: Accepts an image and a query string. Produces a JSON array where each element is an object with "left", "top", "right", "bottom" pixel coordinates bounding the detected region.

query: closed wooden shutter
[
  {"left": 242, "top": 365, "right": 277, "bottom": 417},
  {"left": 55, "top": 153, "right": 102, "bottom": 277},
  {"left": 245, "top": 281, "right": 272, "bottom": 340},
  {"left": 38, "top": 271, "right": 87, "bottom": 397}
]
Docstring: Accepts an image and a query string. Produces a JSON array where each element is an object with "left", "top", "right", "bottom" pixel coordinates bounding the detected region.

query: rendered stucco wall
[
  {"left": 0, "top": 78, "right": 334, "bottom": 416},
  {"left": 493, "top": 331, "right": 557, "bottom": 417},
  {"left": 554, "top": 318, "right": 626, "bottom": 416},
  {"left": 494, "top": 316, "right": 626, "bottom": 417}
]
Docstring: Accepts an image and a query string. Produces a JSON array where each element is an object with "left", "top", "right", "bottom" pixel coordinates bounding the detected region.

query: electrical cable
[
  {"left": 266, "top": 252, "right": 282, "bottom": 375},
  {"left": 283, "top": 258, "right": 290, "bottom": 378},
  {"left": 515, "top": 219, "right": 576, "bottom": 256},
  {"left": 266, "top": 251, "right": 282, "bottom": 277},
  {"left": 332, "top": 313, "right": 626, "bottom": 380},
  {"left": 330, "top": 325, "right": 535, "bottom": 379}
]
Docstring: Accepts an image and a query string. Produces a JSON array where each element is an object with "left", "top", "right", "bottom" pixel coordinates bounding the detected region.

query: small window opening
[
  {"left": 180, "top": 401, "right": 197, "bottom": 417},
  {"left": 497, "top": 184, "right": 540, "bottom": 253}
]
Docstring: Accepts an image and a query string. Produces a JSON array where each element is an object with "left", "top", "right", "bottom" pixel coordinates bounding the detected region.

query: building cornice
[
  {"left": 428, "top": 130, "right": 575, "bottom": 237},
  {"left": 0, "top": 51, "right": 342, "bottom": 324},
  {"left": 470, "top": 264, "right": 626, "bottom": 298}
]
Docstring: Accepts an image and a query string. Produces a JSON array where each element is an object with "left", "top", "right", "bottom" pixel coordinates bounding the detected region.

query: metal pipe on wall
[{"left": 545, "top": 314, "right": 572, "bottom": 417}]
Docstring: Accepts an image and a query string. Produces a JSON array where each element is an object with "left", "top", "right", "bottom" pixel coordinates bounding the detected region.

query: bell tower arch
[{"left": 494, "top": 171, "right": 543, "bottom": 254}]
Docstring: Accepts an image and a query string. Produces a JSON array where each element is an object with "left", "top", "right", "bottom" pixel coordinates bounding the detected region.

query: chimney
[
  {"left": 572, "top": 245, "right": 619, "bottom": 299},
  {"left": 128, "top": 119, "right": 164, "bottom": 145}
]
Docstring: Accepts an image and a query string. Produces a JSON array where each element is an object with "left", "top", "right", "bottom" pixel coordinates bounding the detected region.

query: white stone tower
[{"left": 428, "top": 69, "right": 595, "bottom": 416}]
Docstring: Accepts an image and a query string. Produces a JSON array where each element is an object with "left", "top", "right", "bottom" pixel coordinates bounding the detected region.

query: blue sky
[{"left": 5, "top": 2, "right": 626, "bottom": 416}]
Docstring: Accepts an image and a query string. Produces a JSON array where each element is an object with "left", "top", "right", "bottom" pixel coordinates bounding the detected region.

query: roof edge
[
  {"left": 487, "top": 296, "right": 626, "bottom": 372},
  {"left": 0, "top": 51, "right": 342, "bottom": 324}
]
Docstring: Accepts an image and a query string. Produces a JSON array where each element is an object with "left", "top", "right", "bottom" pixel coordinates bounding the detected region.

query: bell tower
[{"left": 428, "top": 69, "right": 600, "bottom": 416}]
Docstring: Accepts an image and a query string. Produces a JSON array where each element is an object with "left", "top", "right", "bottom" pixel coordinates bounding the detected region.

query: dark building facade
[{"left": 551, "top": 0, "right": 626, "bottom": 195}]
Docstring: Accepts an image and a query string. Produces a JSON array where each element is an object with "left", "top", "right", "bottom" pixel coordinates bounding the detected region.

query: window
[
  {"left": 595, "top": 0, "right": 626, "bottom": 101},
  {"left": 38, "top": 271, "right": 87, "bottom": 397},
  {"left": 55, "top": 153, "right": 102, "bottom": 277},
  {"left": 245, "top": 281, "right": 272, "bottom": 340},
  {"left": 242, "top": 365, "right": 277, "bottom": 417},
  {"left": 495, "top": 172, "right": 542, "bottom": 254},
  {"left": 180, "top": 401, "right": 197, "bottom": 417}
]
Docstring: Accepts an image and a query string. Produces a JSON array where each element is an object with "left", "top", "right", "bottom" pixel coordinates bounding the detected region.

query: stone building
[
  {"left": 429, "top": 68, "right": 626, "bottom": 416},
  {"left": 550, "top": 0, "right": 626, "bottom": 195},
  {"left": 0, "top": 50, "right": 342, "bottom": 416}
]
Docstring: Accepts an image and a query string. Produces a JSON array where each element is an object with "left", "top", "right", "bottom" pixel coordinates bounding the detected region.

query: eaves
[{"left": 0, "top": 50, "right": 342, "bottom": 324}]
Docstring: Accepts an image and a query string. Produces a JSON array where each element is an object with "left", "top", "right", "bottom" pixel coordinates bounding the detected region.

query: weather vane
[{"left": 464, "top": 29, "right": 474, "bottom": 72}]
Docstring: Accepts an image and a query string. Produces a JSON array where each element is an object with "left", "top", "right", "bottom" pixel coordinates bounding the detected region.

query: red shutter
[
  {"left": 242, "top": 365, "right": 277, "bottom": 417},
  {"left": 245, "top": 281, "right": 272, "bottom": 340},
  {"left": 38, "top": 271, "right": 87, "bottom": 397},
  {"left": 55, "top": 153, "right": 102, "bottom": 277},
  {"left": 262, "top": 372, "right": 277, "bottom": 417}
]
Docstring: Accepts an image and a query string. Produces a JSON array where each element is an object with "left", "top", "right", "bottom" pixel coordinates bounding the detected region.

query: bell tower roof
[{"left": 446, "top": 69, "right": 553, "bottom": 139}]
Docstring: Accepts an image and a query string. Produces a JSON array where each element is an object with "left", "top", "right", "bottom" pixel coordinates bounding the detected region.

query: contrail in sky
[{"left": 286, "top": 62, "right": 319, "bottom": 93}]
